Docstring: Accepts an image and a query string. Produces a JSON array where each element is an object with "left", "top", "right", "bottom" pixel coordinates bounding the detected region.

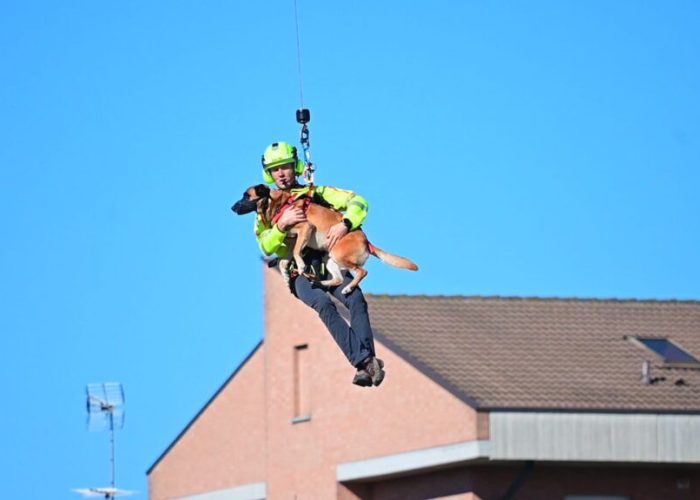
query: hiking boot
[
  {"left": 364, "top": 357, "right": 385, "bottom": 387},
  {"left": 352, "top": 369, "right": 372, "bottom": 387}
]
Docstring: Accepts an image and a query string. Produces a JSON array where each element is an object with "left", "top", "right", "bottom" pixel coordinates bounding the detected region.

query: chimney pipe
[{"left": 642, "top": 360, "right": 651, "bottom": 385}]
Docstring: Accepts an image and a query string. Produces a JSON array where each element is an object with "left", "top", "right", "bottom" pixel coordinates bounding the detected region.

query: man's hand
[
  {"left": 276, "top": 207, "right": 307, "bottom": 231},
  {"left": 326, "top": 221, "right": 348, "bottom": 250}
]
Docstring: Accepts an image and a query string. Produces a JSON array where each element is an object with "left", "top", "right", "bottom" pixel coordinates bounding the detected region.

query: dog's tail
[{"left": 368, "top": 242, "right": 419, "bottom": 271}]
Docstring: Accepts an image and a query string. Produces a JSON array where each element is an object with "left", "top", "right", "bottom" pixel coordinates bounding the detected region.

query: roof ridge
[{"left": 364, "top": 293, "right": 700, "bottom": 304}]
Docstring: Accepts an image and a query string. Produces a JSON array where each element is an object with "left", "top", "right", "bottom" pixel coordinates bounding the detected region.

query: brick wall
[
  {"left": 148, "top": 346, "right": 267, "bottom": 499},
  {"left": 262, "top": 266, "right": 478, "bottom": 497},
  {"left": 148, "top": 265, "right": 479, "bottom": 498}
]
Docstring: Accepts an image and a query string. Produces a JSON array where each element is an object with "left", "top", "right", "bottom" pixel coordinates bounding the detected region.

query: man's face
[{"left": 269, "top": 163, "right": 297, "bottom": 189}]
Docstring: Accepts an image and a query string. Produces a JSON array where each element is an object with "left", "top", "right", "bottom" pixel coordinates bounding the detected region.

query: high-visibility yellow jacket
[{"left": 255, "top": 185, "right": 369, "bottom": 258}]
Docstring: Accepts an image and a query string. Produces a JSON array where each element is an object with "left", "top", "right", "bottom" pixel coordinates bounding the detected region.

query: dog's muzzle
[
  {"left": 231, "top": 198, "right": 258, "bottom": 215},
  {"left": 232, "top": 185, "right": 270, "bottom": 215}
]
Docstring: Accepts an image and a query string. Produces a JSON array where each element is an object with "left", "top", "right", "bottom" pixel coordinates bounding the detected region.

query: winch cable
[
  {"left": 293, "top": 0, "right": 314, "bottom": 185},
  {"left": 293, "top": 0, "right": 306, "bottom": 112}
]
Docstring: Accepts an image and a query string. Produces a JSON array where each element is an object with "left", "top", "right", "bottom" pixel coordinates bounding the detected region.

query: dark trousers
[{"left": 293, "top": 272, "right": 375, "bottom": 368}]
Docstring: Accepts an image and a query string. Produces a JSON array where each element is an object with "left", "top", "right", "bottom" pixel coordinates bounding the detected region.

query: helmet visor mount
[{"left": 263, "top": 160, "right": 296, "bottom": 172}]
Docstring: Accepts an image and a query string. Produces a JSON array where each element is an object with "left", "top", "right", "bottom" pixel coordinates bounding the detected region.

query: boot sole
[
  {"left": 371, "top": 358, "right": 386, "bottom": 387},
  {"left": 353, "top": 370, "right": 372, "bottom": 387}
]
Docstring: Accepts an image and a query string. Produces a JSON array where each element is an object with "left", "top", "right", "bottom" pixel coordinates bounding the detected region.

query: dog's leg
[
  {"left": 278, "top": 257, "right": 292, "bottom": 287},
  {"left": 324, "top": 233, "right": 370, "bottom": 294},
  {"left": 340, "top": 265, "right": 367, "bottom": 295},
  {"left": 319, "top": 258, "right": 344, "bottom": 288},
  {"left": 291, "top": 225, "right": 313, "bottom": 279}
]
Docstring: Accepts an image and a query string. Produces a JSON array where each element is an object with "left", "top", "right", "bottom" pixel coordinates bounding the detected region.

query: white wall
[{"left": 490, "top": 412, "right": 700, "bottom": 463}]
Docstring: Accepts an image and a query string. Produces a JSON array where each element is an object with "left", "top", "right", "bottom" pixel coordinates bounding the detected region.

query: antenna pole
[
  {"left": 79, "top": 382, "right": 133, "bottom": 499},
  {"left": 110, "top": 411, "right": 116, "bottom": 499}
]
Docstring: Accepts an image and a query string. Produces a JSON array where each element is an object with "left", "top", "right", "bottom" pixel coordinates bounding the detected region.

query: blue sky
[{"left": 1, "top": 1, "right": 699, "bottom": 498}]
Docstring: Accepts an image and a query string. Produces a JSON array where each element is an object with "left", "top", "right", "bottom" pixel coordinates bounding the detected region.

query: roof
[{"left": 367, "top": 295, "right": 700, "bottom": 413}]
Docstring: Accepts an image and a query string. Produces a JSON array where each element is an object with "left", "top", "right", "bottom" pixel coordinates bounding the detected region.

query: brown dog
[{"left": 240, "top": 184, "right": 418, "bottom": 294}]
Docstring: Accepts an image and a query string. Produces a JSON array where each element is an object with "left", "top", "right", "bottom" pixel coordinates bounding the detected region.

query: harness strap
[{"left": 271, "top": 190, "right": 314, "bottom": 225}]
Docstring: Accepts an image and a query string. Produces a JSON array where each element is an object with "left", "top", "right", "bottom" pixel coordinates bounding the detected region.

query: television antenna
[{"left": 73, "top": 382, "right": 136, "bottom": 499}]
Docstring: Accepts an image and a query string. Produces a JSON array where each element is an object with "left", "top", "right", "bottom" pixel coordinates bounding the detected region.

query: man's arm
[
  {"left": 256, "top": 222, "right": 288, "bottom": 256},
  {"left": 315, "top": 186, "right": 369, "bottom": 249},
  {"left": 315, "top": 186, "right": 369, "bottom": 229},
  {"left": 255, "top": 207, "right": 307, "bottom": 256}
]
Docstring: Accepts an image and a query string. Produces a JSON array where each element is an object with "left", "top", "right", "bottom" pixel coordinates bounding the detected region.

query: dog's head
[{"left": 231, "top": 184, "right": 271, "bottom": 215}]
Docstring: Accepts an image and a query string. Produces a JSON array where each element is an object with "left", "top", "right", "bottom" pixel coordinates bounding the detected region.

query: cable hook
[{"left": 296, "top": 108, "right": 314, "bottom": 184}]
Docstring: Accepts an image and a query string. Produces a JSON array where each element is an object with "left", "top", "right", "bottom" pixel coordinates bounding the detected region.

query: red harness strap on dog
[
  {"left": 367, "top": 241, "right": 377, "bottom": 255},
  {"left": 271, "top": 193, "right": 313, "bottom": 225}
]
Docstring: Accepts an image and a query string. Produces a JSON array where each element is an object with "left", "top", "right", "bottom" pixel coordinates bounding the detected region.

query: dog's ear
[{"left": 255, "top": 184, "right": 270, "bottom": 198}]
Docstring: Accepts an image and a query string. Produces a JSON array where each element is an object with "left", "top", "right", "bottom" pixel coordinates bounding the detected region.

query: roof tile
[{"left": 367, "top": 295, "right": 700, "bottom": 412}]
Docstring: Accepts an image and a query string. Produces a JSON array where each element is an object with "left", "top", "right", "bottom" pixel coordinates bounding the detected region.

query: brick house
[{"left": 147, "top": 266, "right": 700, "bottom": 499}]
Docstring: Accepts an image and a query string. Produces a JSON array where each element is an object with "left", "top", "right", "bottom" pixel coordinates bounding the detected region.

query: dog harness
[
  {"left": 270, "top": 188, "right": 315, "bottom": 226},
  {"left": 255, "top": 185, "right": 368, "bottom": 257}
]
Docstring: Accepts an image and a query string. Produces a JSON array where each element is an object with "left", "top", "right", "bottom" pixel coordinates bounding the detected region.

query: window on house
[
  {"left": 292, "top": 344, "right": 311, "bottom": 423},
  {"left": 635, "top": 337, "right": 700, "bottom": 365}
]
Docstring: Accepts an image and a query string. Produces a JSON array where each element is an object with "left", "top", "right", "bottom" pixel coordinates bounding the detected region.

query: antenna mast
[{"left": 73, "top": 382, "right": 136, "bottom": 499}]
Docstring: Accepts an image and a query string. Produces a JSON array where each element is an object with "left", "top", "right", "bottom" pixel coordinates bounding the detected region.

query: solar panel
[{"left": 637, "top": 338, "right": 699, "bottom": 364}]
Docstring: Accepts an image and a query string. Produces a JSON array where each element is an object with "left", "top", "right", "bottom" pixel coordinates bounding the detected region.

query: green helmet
[{"left": 261, "top": 141, "right": 305, "bottom": 184}]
